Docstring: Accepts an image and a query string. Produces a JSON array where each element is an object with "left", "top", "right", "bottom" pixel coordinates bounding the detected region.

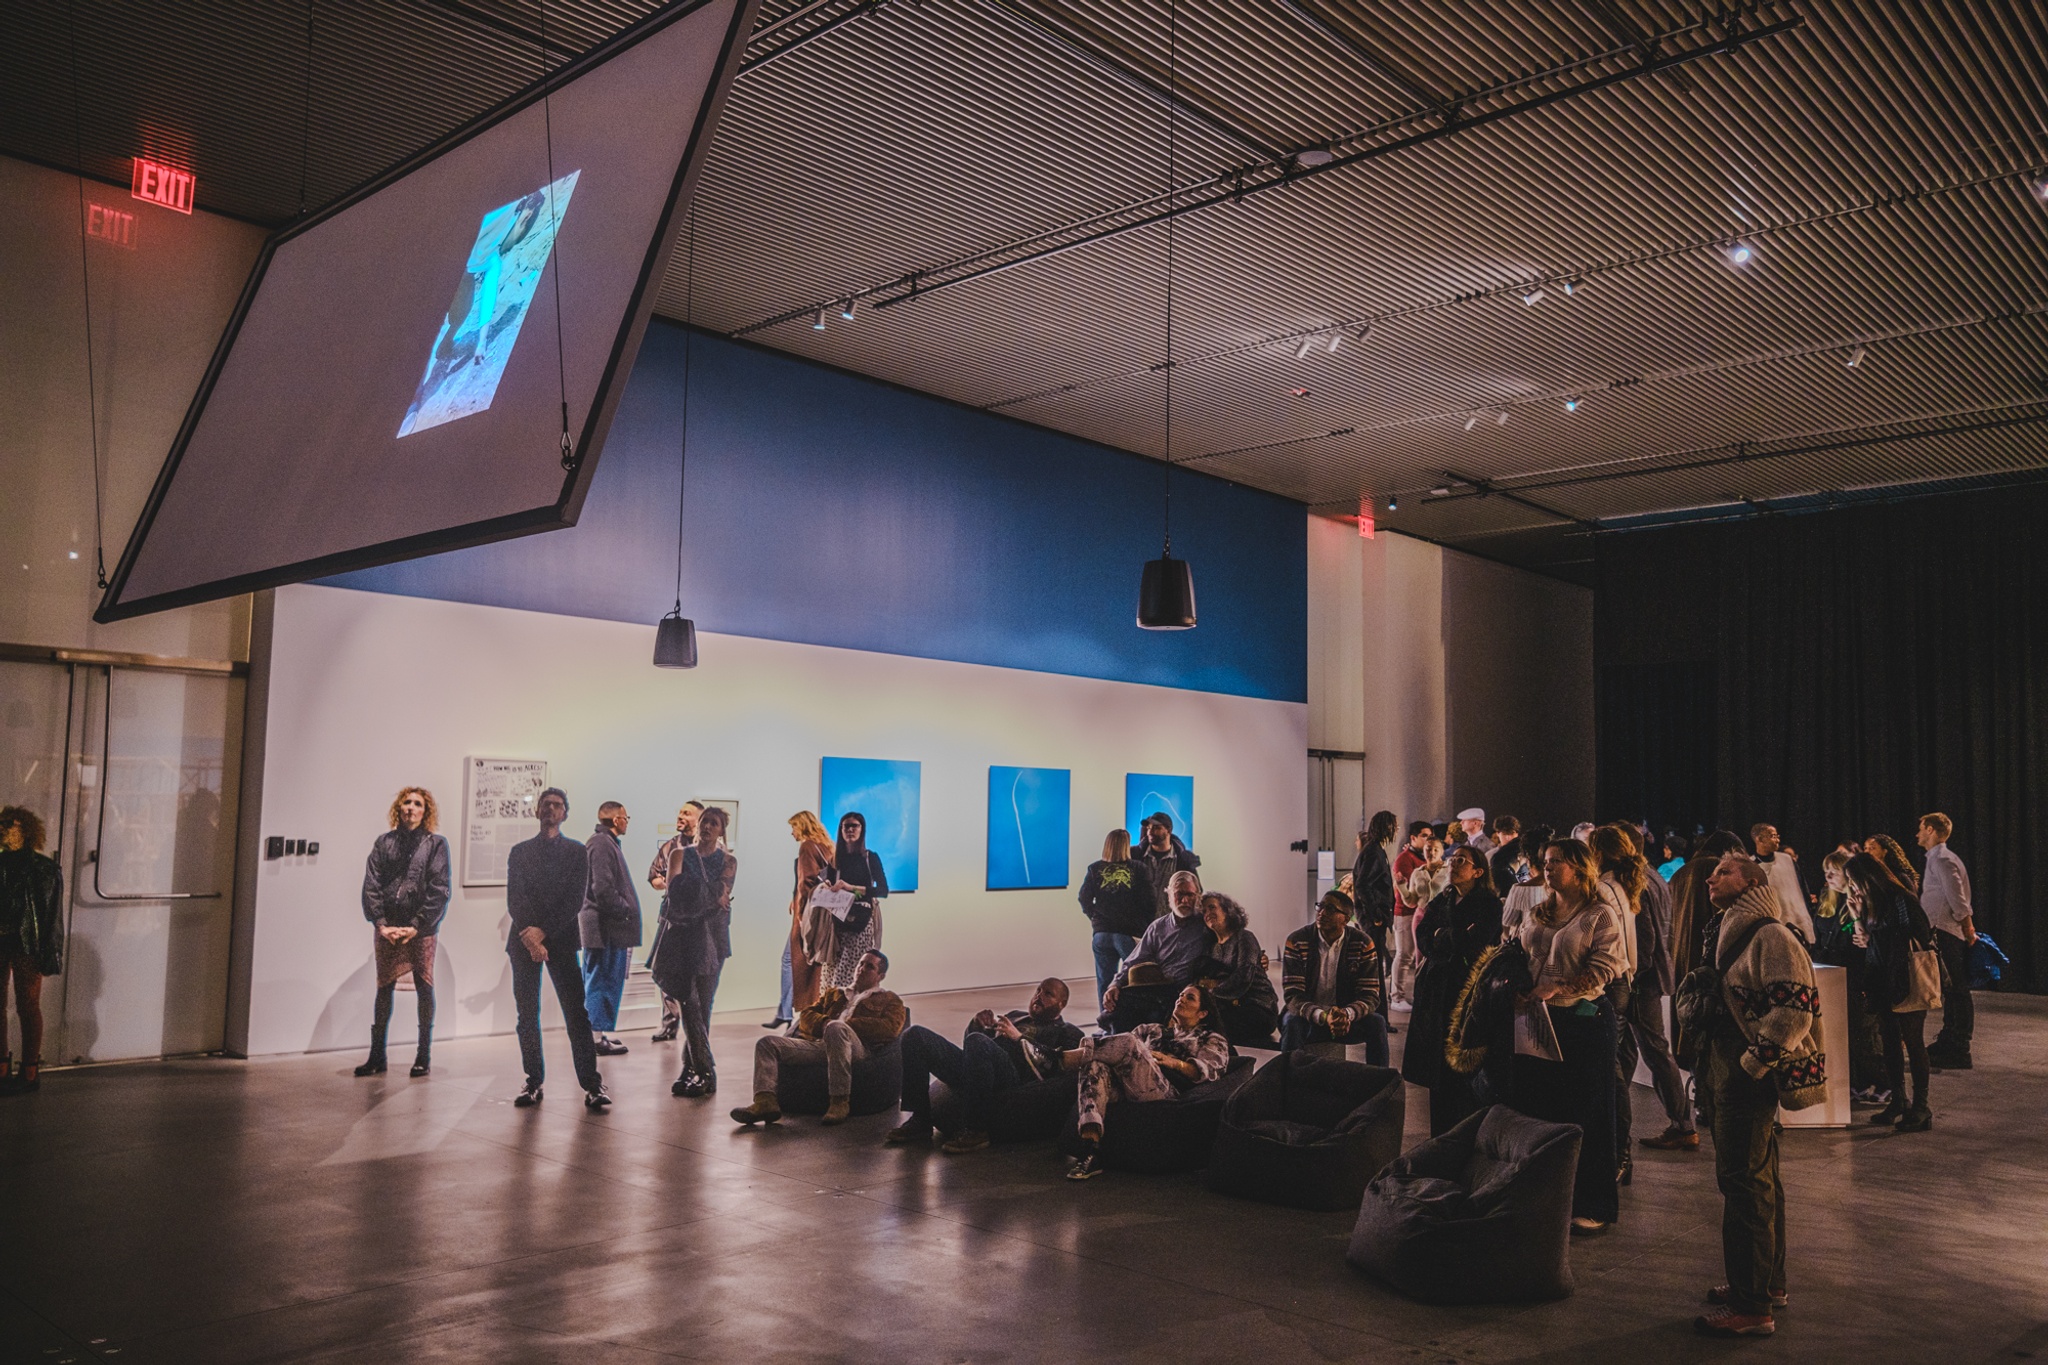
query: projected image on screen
[
  {"left": 398, "top": 170, "right": 581, "bottom": 438},
  {"left": 94, "top": 0, "right": 756, "bottom": 622}
]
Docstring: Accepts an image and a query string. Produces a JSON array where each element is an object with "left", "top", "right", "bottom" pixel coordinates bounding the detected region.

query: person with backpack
[{"left": 1687, "top": 853, "right": 1822, "bottom": 1339}]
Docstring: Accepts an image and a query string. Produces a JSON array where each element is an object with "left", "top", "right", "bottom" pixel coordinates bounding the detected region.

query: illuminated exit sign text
[{"left": 131, "top": 157, "right": 195, "bottom": 214}]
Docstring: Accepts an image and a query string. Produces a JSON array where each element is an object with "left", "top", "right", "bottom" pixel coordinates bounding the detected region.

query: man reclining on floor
[
  {"left": 886, "top": 976, "right": 1085, "bottom": 1154},
  {"left": 731, "top": 949, "right": 905, "bottom": 1127}
]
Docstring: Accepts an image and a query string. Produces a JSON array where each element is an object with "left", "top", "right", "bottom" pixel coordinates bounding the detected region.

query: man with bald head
[
  {"left": 888, "top": 977, "right": 1084, "bottom": 1153},
  {"left": 1099, "top": 870, "right": 1212, "bottom": 1031},
  {"left": 1693, "top": 853, "right": 1822, "bottom": 1339}
]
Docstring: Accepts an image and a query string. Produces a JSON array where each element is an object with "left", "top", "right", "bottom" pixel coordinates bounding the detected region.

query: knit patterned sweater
[{"left": 1716, "top": 885, "right": 1823, "bottom": 1085}]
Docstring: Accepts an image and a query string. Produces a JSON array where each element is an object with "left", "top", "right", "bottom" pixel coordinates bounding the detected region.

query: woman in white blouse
[{"left": 1513, "top": 837, "right": 1631, "bottom": 1236}]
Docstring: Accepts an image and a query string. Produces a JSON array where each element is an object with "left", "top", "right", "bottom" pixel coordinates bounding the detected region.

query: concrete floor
[{"left": 2, "top": 986, "right": 2044, "bottom": 1365}]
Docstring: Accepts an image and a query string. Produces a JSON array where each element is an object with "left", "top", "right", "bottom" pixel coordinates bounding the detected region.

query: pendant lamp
[
  {"left": 654, "top": 207, "right": 700, "bottom": 668},
  {"left": 1135, "top": 0, "right": 1195, "bottom": 631}
]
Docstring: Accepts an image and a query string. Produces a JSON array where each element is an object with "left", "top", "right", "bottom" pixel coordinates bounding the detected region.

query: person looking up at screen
[
  {"left": 646, "top": 802, "right": 703, "bottom": 1043},
  {"left": 505, "top": 788, "right": 609, "bottom": 1111},
  {"left": 1099, "top": 870, "right": 1211, "bottom": 1032},
  {"left": 578, "top": 802, "right": 641, "bottom": 1059},
  {"left": 1134, "top": 813, "right": 1200, "bottom": 918}
]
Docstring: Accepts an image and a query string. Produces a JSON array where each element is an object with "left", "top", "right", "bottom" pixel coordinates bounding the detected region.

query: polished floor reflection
[{"left": 2, "top": 986, "right": 2043, "bottom": 1363}]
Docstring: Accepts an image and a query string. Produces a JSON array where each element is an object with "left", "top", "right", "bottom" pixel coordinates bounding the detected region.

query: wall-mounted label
[
  {"left": 1317, "top": 849, "right": 1336, "bottom": 880},
  {"left": 131, "top": 157, "right": 195, "bottom": 214},
  {"left": 86, "top": 202, "right": 137, "bottom": 248}
]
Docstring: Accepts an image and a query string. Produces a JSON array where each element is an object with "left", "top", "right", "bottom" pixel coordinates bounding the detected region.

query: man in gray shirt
[
  {"left": 1099, "top": 870, "right": 1211, "bottom": 1031},
  {"left": 1918, "top": 812, "right": 1976, "bottom": 1069}
]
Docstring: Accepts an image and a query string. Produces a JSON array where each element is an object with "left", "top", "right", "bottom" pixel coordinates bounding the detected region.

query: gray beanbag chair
[
  {"left": 930, "top": 1069, "right": 1080, "bottom": 1143},
  {"left": 776, "top": 1036, "right": 904, "bottom": 1117},
  {"left": 1346, "top": 1104, "right": 1581, "bottom": 1303},
  {"left": 1058, "top": 1055, "right": 1255, "bottom": 1172},
  {"left": 1207, "top": 1052, "right": 1405, "bottom": 1210}
]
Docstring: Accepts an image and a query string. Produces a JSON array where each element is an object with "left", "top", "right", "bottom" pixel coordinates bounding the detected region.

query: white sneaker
[{"left": 1390, "top": 998, "right": 1413, "bottom": 1013}]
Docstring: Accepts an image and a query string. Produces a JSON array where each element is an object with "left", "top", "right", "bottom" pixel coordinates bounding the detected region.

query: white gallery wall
[{"left": 242, "top": 584, "right": 1309, "bottom": 1056}]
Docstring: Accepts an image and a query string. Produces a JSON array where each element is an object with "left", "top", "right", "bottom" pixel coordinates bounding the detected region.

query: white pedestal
[{"left": 1781, "top": 963, "right": 1852, "bottom": 1129}]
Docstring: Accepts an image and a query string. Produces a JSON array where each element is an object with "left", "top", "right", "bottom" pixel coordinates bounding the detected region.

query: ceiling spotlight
[
  {"left": 1845, "top": 346, "right": 1867, "bottom": 368},
  {"left": 1495, "top": 410, "right": 1509, "bottom": 426},
  {"left": 812, "top": 307, "right": 827, "bottom": 330},
  {"left": 1327, "top": 333, "right": 1342, "bottom": 354},
  {"left": 1522, "top": 288, "right": 1546, "bottom": 306},
  {"left": 2028, "top": 175, "right": 2048, "bottom": 203},
  {"left": 1726, "top": 243, "right": 1754, "bottom": 266},
  {"left": 1562, "top": 278, "right": 1583, "bottom": 296},
  {"left": 1288, "top": 387, "right": 1311, "bottom": 397},
  {"left": 1464, "top": 415, "right": 1480, "bottom": 432},
  {"left": 1294, "top": 148, "right": 1335, "bottom": 169},
  {"left": 1388, "top": 493, "right": 1398, "bottom": 510},
  {"left": 1428, "top": 485, "right": 1450, "bottom": 497},
  {"left": 1296, "top": 337, "right": 1317, "bottom": 359},
  {"left": 1564, "top": 396, "right": 1580, "bottom": 412},
  {"left": 839, "top": 299, "right": 856, "bottom": 321}
]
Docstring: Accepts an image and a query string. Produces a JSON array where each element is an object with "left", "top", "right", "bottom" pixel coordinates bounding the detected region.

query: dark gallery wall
[
  {"left": 326, "top": 322, "right": 1308, "bottom": 702},
  {"left": 1595, "top": 483, "right": 2048, "bottom": 991},
  {"left": 1442, "top": 550, "right": 1595, "bottom": 830}
]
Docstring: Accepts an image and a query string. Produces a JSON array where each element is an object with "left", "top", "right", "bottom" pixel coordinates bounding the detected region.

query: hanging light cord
[
  {"left": 539, "top": 1, "right": 573, "bottom": 469},
  {"left": 1161, "top": 0, "right": 1177, "bottom": 557},
  {"left": 672, "top": 206, "right": 696, "bottom": 615},
  {"left": 297, "top": 0, "right": 313, "bottom": 218},
  {"left": 67, "top": 0, "right": 107, "bottom": 590}
]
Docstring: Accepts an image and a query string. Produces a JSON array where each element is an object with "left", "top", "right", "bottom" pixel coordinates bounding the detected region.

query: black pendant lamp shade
[
  {"left": 1137, "top": 553, "right": 1196, "bottom": 630},
  {"left": 653, "top": 610, "right": 698, "bottom": 668}
]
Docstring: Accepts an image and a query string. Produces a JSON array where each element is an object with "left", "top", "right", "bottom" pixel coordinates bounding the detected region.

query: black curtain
[
  {"left": 1596, "top": 661, "right": 1717, "bottom": 837},
  {"left": 1596, "top": 484, "right": 2048, "bottom": 992}
]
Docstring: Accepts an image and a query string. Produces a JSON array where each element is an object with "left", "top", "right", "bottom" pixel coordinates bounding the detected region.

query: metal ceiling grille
[{"left": 6, "top": 0, "right": 2046, "bottom": 584}]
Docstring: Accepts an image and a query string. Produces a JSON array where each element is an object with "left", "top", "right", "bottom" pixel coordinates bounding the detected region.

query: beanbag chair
[
  {"left": 1346, "top": 1104, "right": 1580, "bottom": 1303},
  {"left": 1057, "top": 1055, "right": 1255, "bottom": 1173},
  {"left": 776, "top": 1036, "right": 904, "bottom": 1117},
  {"left": 1207, "top": 1053, "right": 1405, "bottom": 1210},
  {"left": 929, "top": 1069, "right": 1080, "bottom": 1143}
]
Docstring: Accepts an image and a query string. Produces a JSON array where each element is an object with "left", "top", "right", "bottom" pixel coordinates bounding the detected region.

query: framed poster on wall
[
  {"left": 821, "top": 757, "right": 921, "bottom": 892},
  {"left": 463, "top": 756, "right": 548, "bottom": 886},
  {"left": 1126, "top": 772, "right": 1194, "bottom": 850},
  {"left": 987, "top": 766, "right": 1071, "bottom": 890}
]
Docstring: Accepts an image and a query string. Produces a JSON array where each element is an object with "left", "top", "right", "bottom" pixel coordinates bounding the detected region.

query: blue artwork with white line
[
  {"left": 820, "top": 756, "right": 921, "bottom": 893},
  {"left": 986, "top": 766, "right": 1071, "bottom": 890},
  {"left": 1125, "top": 772, "right": 1193, "bottom": 850}
]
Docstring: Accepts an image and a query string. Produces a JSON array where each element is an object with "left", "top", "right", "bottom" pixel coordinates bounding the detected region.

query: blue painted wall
[{"left": 325, "top": 322, "right": 1307, "bottom": 702}]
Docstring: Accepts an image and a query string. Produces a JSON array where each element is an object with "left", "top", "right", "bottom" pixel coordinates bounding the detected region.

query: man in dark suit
[
  {"left": 1279, "top": 891, "right": 1387, "bottom": 1065},
  {"left": 506, "top": 787, "right": 609, "bottom": 1111}
]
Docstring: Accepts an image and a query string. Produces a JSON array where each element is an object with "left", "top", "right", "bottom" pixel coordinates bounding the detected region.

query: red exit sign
[
  {"left": 86, "top": 203, "right": 137, "bottom": 248},
  {"left": 131, "top": 157, "right": 195, "bottom": 214}
]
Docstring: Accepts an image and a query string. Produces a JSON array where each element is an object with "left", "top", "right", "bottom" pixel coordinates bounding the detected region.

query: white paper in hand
[
  {"left": 1513, "top": 1001, "right": 1564, "bottom": 1061},
  {"left": 808, "top": 885, "right": 857, "bottom": 920}
]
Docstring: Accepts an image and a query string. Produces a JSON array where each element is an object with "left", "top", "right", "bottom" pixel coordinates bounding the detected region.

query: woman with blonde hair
[
  {"left": 775, "top": 810, "right": 835, "bottom": 1027},
  {"left": 1078, "top": 829, "right": 1155, "bottom": 1005},
  {"left": 356, "top": 787, "right": 450, "bottom": 1077},
  {"left": 1512, "top": 838, "right": 1630, "bottom": 1235}
]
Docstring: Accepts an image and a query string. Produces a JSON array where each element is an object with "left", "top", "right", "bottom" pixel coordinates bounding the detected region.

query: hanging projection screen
[{"left": 96, "top": 0, "right": 757, "bottom": 621}]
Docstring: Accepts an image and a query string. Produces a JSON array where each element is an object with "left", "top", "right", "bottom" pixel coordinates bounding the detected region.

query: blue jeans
[
  {"left": 899, "top": 1025, "right": 1023, "bottom": 1133},
  {"left": 1091, "top": 932, "right": 1137, "bottom": 1006},
  {"left": 1280, "top": 1009, "right": 1389, "bottom": 1066},
  {"left": 778, "top": 938, "right": 795, "bottom": 1021},
  {"left": 581, "top": 946, "right": 633, "bottom": 1032}
]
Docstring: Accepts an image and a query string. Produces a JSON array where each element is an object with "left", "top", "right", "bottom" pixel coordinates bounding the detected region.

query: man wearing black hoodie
[{"left": 1135, "top": 814, "right": 1200, "bottom": 918}]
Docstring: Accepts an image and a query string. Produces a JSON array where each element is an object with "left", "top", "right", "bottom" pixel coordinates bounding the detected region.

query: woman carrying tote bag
[{"left": 1845, "top": 852, "right": 1938, "bottom": 1132}]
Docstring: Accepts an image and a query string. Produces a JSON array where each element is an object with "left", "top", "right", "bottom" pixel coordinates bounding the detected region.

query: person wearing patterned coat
[
  {"left": 1062, "top": 984, "right": 1232, "bottom": 1181},
  {"left": 1695, "top": 855, "right": 1821, "bottom": 1339}
]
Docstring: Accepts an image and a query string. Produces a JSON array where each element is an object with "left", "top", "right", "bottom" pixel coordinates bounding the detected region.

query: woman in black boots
[
  {"left": 357, "top": 787, "right": 451, "bottom": 1078},
  {"left": 1846, "top": 852, "right": 1936, "bottom": 1132}
]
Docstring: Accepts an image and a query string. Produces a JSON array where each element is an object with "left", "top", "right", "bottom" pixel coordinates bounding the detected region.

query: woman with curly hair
[
  {"left": 1863, "top": 834, "right": 1920, "bottom": 896},
  {"left": 1512, "top": 837, "right": 1631, "bottom": 1235},
  {"left": 1194, "top": 891, "right": 1279, "bottom": 1046},
  {"left": 356, "top": 787, "right": 451, "bottom": 1077},
  {"left": 0, "top": 806, "right": 63, "bottom": 1095}
]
